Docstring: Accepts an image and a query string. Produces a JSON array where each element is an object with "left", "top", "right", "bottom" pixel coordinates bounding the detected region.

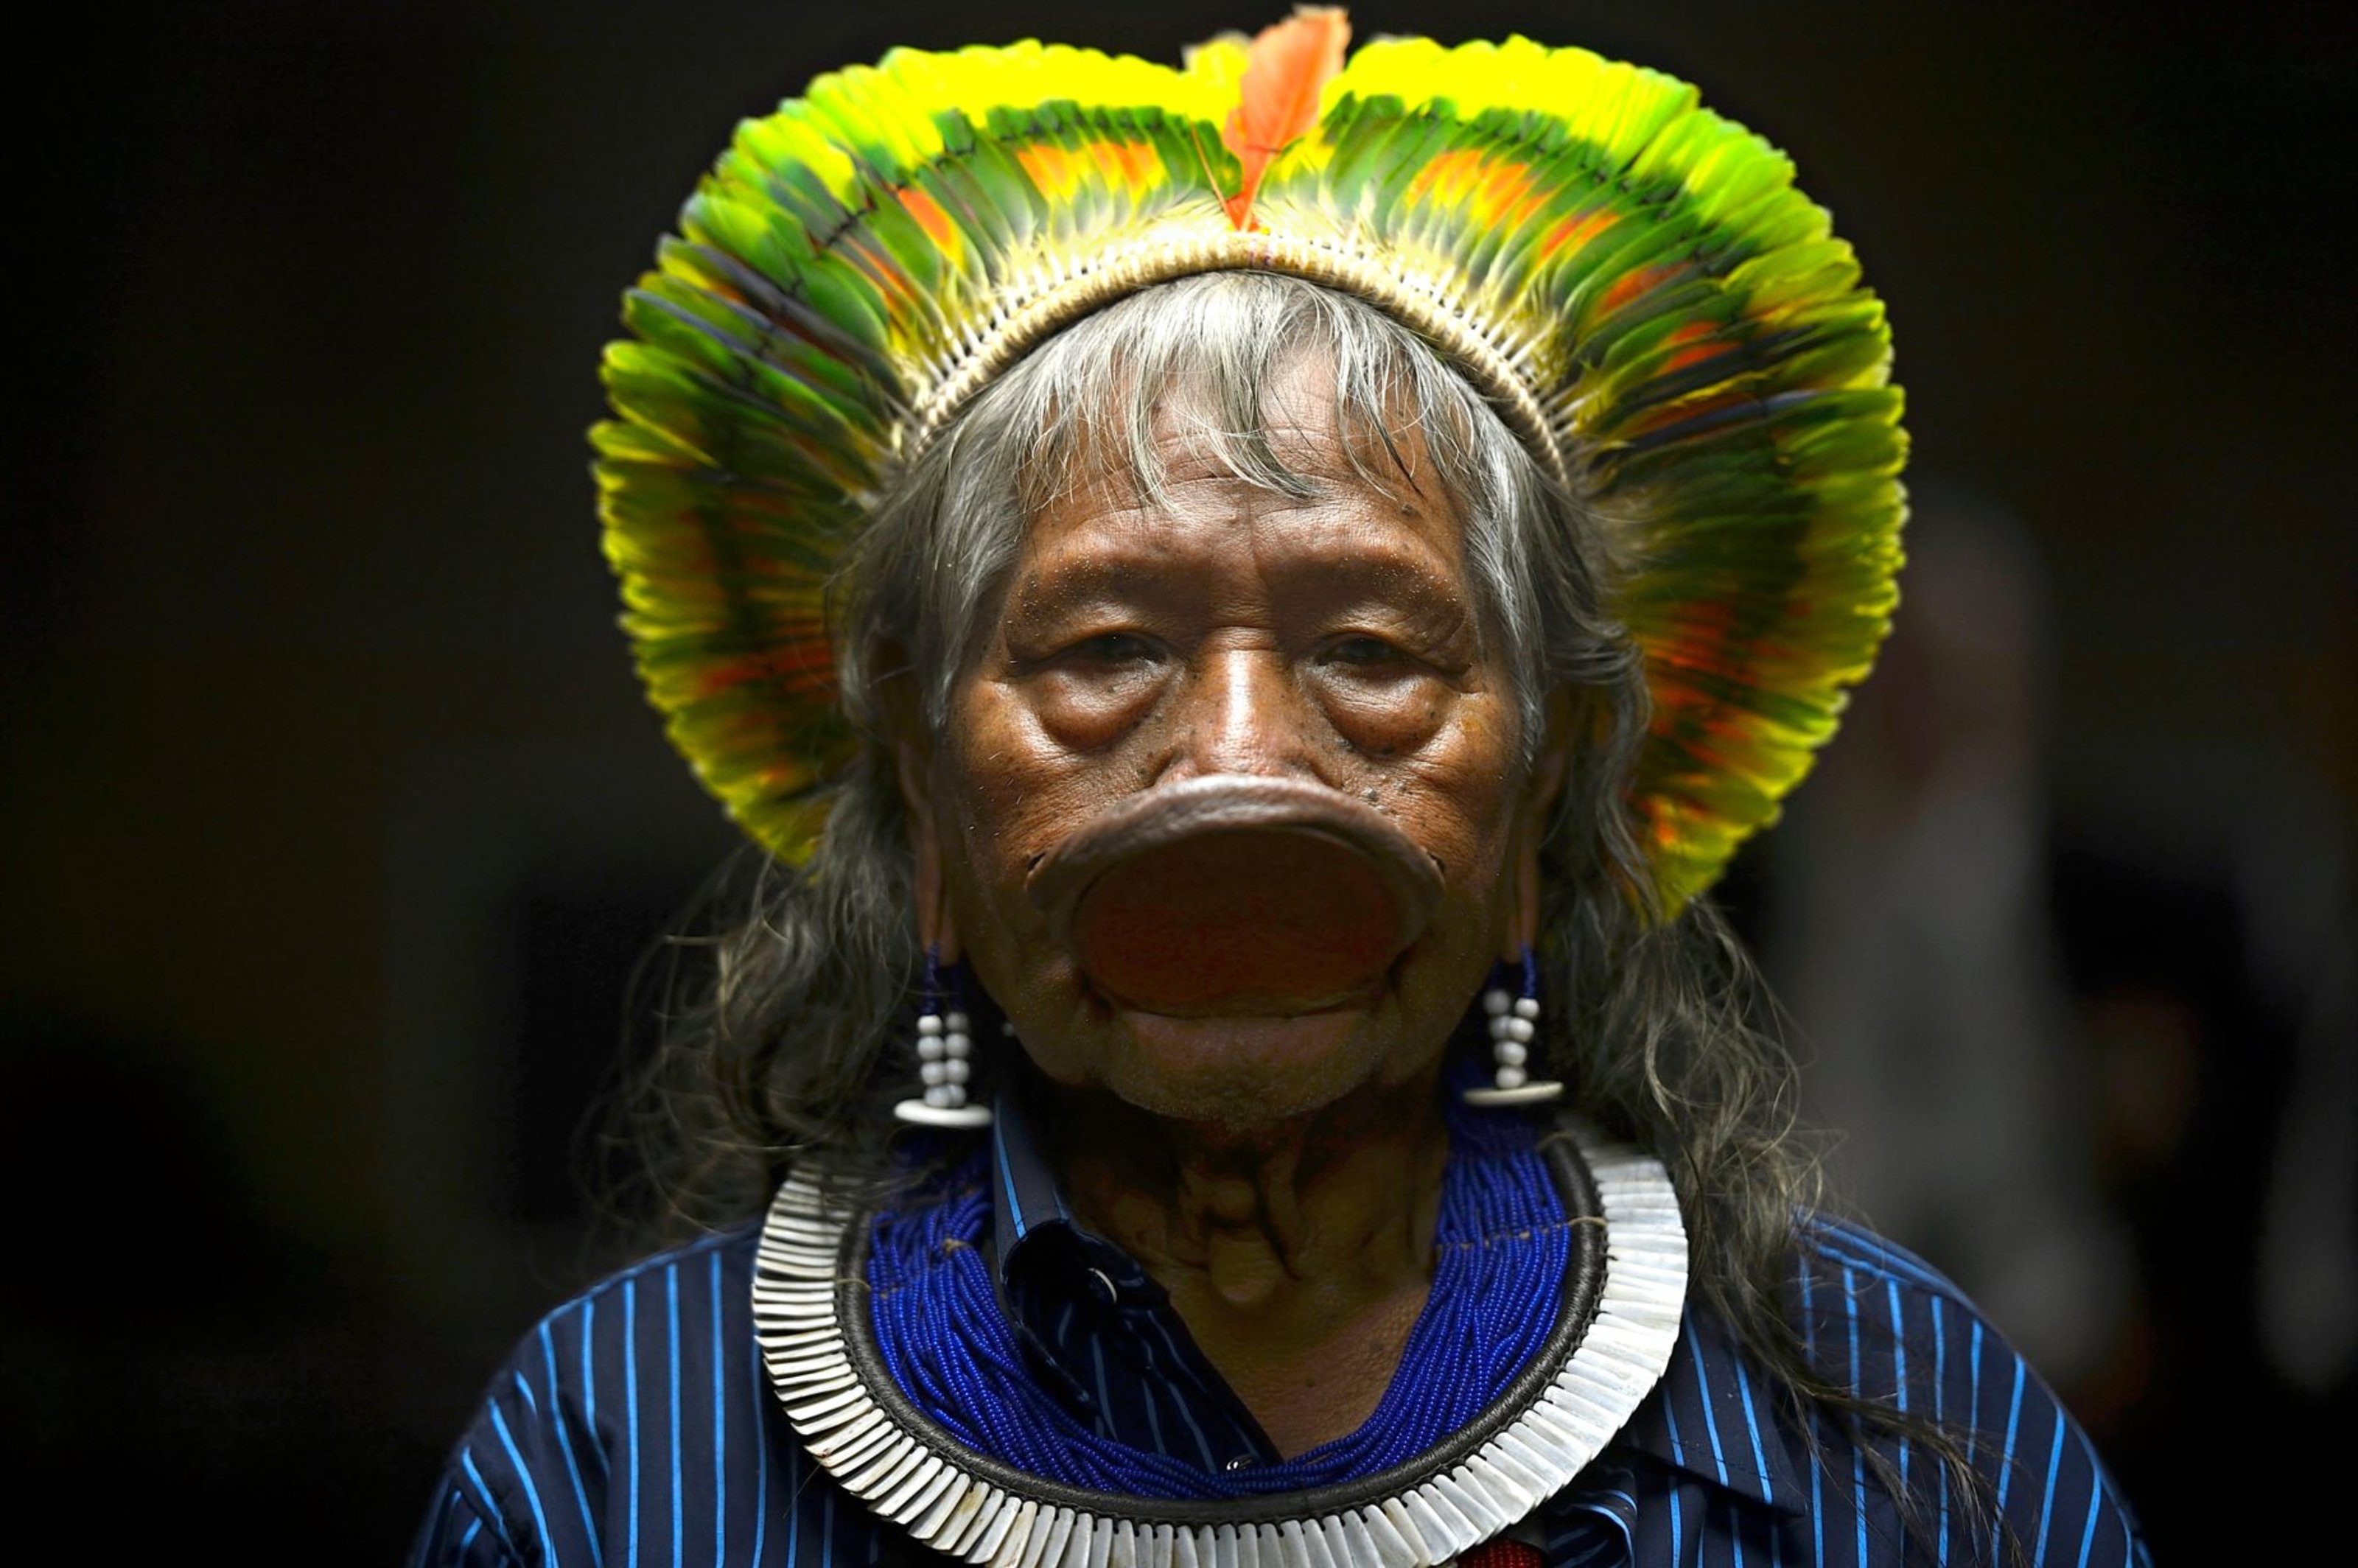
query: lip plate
[{"left": 1027, "top": 775, "right": 1446, "bottom": 1017}]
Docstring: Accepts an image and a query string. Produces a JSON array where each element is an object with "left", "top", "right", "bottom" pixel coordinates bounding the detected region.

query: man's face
[{"left": 903, "top": 354, "right": 1562, "bottom": 1128}]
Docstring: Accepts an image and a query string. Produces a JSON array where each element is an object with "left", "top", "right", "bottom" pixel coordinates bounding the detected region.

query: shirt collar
[
  {"left": 987, "top": 1069, "right": 1164, "bottom": 1298},
  {"left": 987, "top": 1068, "right": 1077, "bottom": 1279},
  {"left": 986, "top": 1069, "right": 1234, "bottom": 1437}
]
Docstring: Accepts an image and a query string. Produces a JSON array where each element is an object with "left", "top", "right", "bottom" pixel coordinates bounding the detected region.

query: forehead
[{"left": 1012, "top": 351, "right": 1473, "bottom": 589}]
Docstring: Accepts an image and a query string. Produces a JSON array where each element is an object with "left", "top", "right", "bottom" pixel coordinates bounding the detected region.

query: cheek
[
  {"left": 1380, "top": 700, "right": 1527, "bottom": 881},
  {"left": 934, "top": 681, "right": 1135, "bottom": 891}
]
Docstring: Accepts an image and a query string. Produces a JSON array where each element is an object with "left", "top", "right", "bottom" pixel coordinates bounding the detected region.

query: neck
[{"left": 1043, "top": 1065, "right": 1450, "bottom": 1456}]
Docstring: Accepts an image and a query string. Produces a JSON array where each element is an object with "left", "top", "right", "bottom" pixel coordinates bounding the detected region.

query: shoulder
[
  {"left": 1790, "top": 1213, "right": 1988, "bottom": 1393},
  {"left": 480, "top": 1223, "right": 766, "bottom": 1464},
  {"left": 410, "top": 1226, "right": 783, "bottom": 1567},
  {"left": 1780, "top": 1214, "right": 2153, "bottom": 1567},
  {"left": 1789, "top": 1211, "right": 2072, "bottom": 1436},
  {"left": 525, "top": 1223, "right": 763, "bottom": 1357}
]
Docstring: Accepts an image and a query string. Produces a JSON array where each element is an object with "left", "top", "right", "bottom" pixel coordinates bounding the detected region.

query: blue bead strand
[{"left": 862, "top": 1091, "right": 1573, "bottom": 1499}]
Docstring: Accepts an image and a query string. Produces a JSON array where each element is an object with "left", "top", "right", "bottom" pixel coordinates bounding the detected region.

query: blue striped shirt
[{"left": 416, "top": 1121, "right": 2149, "bottom": 1567}]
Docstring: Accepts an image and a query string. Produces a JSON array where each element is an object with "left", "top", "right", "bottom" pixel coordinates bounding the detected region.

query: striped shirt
[{"left": 415, "top": 1114, "right": 2149, "bottom": 1567}]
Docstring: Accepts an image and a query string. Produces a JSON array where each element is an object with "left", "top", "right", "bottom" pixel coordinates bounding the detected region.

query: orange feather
[{"left": 1220, "top": 7, "right": 1350, "bottom": 228}]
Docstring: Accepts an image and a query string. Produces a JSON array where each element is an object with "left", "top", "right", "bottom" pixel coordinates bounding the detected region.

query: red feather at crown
[{"left": 1220, "top": 7, "right": 1350, "bottom": 228}]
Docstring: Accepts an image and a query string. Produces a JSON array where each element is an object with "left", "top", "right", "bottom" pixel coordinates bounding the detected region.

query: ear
[
  {"left": 1504, "top": 685, "right": 1578, "bottom": 962},
  {"left": 885, "top": 676, "right": 961, "bottom": 965}
]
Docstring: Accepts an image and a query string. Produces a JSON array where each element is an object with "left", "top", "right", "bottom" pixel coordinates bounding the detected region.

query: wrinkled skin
[
  {"left": 892, "top": 353, "right": 1571, "bottom": 1454},
  {"left": 899, "top": 357, "right": 1566, "bottom": 1126}
]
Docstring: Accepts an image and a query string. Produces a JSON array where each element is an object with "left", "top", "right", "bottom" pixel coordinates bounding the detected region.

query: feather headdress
[{"left": 594, "top": 8, "right": 1905, "bottom": 909}]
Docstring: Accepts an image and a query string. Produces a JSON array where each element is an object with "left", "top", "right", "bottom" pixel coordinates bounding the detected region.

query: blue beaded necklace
[{"left": 863, "top": 1093, "right": 1572, "bottom": 1501}]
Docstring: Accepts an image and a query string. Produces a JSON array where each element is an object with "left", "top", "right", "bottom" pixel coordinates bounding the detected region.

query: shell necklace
[{"left": 753, "top": 1116, "right": 1685, "bottom": 1567}]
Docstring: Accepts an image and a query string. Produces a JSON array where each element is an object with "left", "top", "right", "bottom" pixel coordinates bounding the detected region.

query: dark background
[{"left": 4, "top": 2, "right": 2349, "bottom": 1558}]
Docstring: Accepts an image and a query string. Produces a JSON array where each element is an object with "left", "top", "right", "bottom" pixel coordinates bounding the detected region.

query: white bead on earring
[
  {"left": 1463, "top": 948, "right": 1565, "bottom": 1107},
  {"left": 894, "top": 947, "right": 993, "bottom": 1127}
]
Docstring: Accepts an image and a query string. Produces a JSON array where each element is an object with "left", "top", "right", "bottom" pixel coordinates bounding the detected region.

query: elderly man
[{"left": 416, "top": 14, "right": 2146, "bottom": 1567}]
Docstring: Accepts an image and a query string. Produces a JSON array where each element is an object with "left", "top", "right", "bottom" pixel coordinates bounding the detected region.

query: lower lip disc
[{"left": 1026, "top": 776, "right": 1444, "bottom": 1015}]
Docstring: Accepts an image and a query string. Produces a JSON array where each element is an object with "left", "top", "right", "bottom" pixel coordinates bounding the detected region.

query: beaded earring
[
  {"left": 892, "top": 945, "right": 994, "bottom": 1127},
  {"left": 1462, "top": 946, "right": 1565, "bottom": 1107}
]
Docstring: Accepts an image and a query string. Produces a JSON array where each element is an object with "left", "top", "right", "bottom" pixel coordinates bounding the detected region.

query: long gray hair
[{"left": 612, "top": 270, "right": 1968, "bottom": 1522}]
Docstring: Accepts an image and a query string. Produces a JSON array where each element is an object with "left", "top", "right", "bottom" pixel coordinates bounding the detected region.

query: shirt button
[{"left": 1222, "top": 1456, "right": 1253, "bottom": 1473}]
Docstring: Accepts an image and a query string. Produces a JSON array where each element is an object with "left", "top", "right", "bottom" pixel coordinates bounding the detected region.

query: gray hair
[
  {"left": 623, "top": 265, "right": 1672, "bottom": 1222},
  {"left": 836, "top": 270, "right": 1637, "bottom": 773},
  {"left": 614, "top": 268, "right": 1981, "bottom": 1540}
]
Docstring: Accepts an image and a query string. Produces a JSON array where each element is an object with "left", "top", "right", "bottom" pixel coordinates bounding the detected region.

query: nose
[
  {"left": 1157, "top": 644, "right": 1322, "bottom": 786},
  {"left": 1030, "top": 643, "right": 1444, "bottom": 1015}
]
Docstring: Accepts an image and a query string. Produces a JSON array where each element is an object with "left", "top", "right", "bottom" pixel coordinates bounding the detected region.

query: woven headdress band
[{"left": 594, "top": 8, "right": 1906, "bottom": 910}]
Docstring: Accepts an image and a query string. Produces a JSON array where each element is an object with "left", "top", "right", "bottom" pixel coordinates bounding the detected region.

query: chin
[{"left": 1098, "top": 1007, "right": 1388, "bottom": 1127}]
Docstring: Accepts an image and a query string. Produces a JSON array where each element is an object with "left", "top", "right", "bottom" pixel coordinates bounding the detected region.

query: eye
[
  {"left": 1323, "top": 634, "right": 1408, "bottom": 668},
  {"left": 1068, "top": 631, "right": 1156, "bottom": 664}
]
